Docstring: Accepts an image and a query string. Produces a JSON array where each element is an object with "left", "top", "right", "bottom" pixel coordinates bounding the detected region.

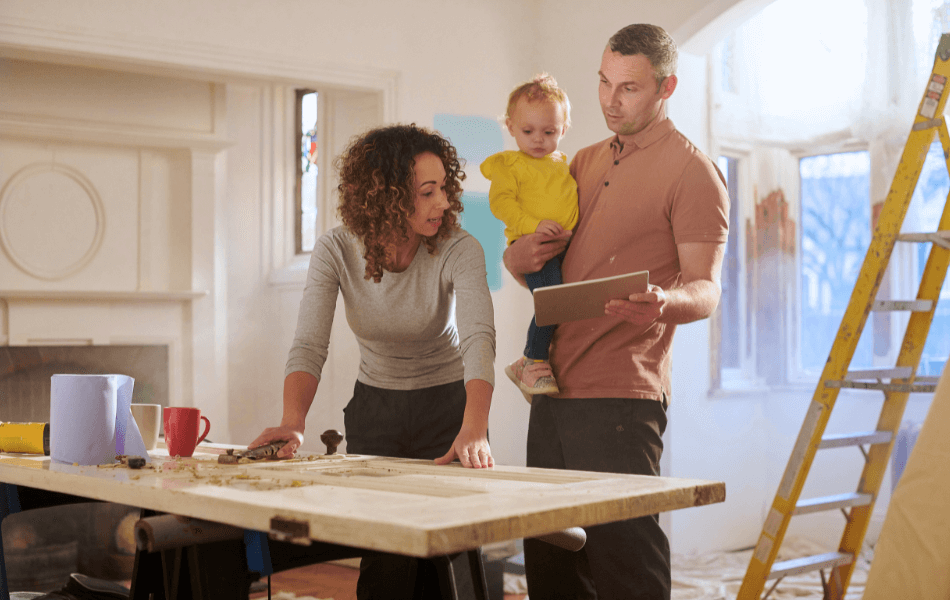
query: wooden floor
[{"left": 248, "top": 561, "right": 527, "bottom": 600}]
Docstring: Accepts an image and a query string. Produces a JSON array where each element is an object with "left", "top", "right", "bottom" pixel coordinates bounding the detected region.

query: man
[{"left": 503, "top": 24, "right": 729, "bottom": 600}]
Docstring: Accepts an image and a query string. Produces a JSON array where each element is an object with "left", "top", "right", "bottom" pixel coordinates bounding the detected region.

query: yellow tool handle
[{"left": 0, "top": 422, "right": 50, "bottom": 455}]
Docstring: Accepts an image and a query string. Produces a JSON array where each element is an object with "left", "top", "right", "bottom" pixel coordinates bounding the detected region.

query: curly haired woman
[{"left": 250, "top": 123, "right": 496, "bottom": 598}]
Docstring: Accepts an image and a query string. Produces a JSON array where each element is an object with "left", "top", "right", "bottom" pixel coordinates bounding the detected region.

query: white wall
[{"left": 5, "top": 0, "right": 877, "bottom": 558}]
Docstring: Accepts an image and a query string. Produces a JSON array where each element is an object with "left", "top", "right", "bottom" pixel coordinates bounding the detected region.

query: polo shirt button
[
  {"left": 604, "top": 181, "right": 609, "bottom": 186},
  {"left": 614, "top": 160, "right": 619, "bottom": 165}
]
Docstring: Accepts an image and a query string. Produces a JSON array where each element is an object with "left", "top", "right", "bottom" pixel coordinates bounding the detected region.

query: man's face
[{"left": 598, "top": 48, "right": 676, "bottom": 138}]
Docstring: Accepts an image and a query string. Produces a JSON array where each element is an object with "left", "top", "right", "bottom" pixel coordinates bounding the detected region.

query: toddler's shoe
[{"left": 505, "top": 356, "right": 559, "bottom": 403}]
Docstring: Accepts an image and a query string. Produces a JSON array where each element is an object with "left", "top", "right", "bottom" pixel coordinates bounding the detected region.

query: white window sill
[
  {"left": 708, "top": 376, "right": 819, "bottom": 399},
  {"left": 267, "top": 254, "right": 310, "bottom": 288}
]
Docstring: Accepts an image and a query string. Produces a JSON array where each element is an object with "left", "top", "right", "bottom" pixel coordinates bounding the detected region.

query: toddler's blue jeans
[{"left": 524, "top": 254, "right": 562, "bottom": 360}]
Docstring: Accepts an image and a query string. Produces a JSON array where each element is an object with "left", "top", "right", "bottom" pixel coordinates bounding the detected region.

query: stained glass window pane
[{"left": 298, "top": 90, "right": 318, "bottom": 253}]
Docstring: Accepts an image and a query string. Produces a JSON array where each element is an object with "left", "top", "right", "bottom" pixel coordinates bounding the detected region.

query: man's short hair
[{"left": 608, "top": 24, "right": 678, "bottom": 88}]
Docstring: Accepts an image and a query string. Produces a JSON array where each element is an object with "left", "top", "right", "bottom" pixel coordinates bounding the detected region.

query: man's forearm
[{"left": 660, "top": 279, "right": 722, "bottom": 324}]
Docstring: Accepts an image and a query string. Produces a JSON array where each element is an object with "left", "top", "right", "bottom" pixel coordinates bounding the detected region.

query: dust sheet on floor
[{"left": 500, "top": 537, "right": 870, "bottom": 600}]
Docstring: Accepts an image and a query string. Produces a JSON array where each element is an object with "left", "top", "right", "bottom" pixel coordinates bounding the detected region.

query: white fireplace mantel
[
  {"left": 1, "top": 290, "right": 213, "bottom": 417},
  {"left": 0, "top": 61, "right": 231, "bottom": 437},
  {"left": 0, "top": 290, "right": 208, "bottom": 302}
]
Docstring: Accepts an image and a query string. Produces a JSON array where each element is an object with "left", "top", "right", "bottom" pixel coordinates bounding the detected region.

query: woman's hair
[
  {"left": 335, "top": 123, "right": 465, "bottom": 282},
  {"left": 505, "top": 73, "right": 571, "bottom": 128}
]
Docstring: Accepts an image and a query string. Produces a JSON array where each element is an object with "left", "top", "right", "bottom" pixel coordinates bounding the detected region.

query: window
[
  {"left": 912, "top": 140, "right": 950, "bottom": 376},
  {"left": 798, "top": 151, "right": 872, "bottom": 373},
  {"left": 717, "top": 155, "right": 742, "bottom": 371},
  {"left": 265, "top": 75, "right": 389, "bottom": 287},
  {"left": 296, "top": 89, "right": 319, "bottom": 254}
]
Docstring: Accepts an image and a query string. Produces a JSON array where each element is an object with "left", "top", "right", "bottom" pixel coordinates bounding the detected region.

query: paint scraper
[{"left": 217, "top": 441, "right": 287, "bottom": 464}]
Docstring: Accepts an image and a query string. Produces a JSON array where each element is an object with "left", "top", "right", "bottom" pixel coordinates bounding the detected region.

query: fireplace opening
[{"left": 0, "top": 344, "right": 169, "bottom": 424}]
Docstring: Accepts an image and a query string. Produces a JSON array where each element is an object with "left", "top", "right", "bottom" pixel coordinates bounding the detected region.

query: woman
[{"left": 250, "top": 123, "right": 496, "bottom": 598}]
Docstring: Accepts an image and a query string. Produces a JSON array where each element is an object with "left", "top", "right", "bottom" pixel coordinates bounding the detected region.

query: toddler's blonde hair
[{"left": 505, "top": 73, "right": 571, "bottom": 128}]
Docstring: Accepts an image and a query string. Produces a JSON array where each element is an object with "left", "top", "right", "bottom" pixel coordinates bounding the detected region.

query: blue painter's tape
[{"left": 433, "top": 114, "right": 504, "bottom": 170}]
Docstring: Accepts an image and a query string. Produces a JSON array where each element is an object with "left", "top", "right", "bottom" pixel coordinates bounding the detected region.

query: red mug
[{"left": 163, "top": 407, "right": 210, "bottom": 458}]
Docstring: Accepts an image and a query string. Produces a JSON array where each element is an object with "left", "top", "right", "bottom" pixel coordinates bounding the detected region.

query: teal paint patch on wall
[
  {"left": 435, "top": 114, "right": 506, "bottom": 291},
  {"left": 459, "top": 192, "right": 505, "bottom": 292},
  {"left": 434, "top": 114, "right": 504, "bottom": 169}
]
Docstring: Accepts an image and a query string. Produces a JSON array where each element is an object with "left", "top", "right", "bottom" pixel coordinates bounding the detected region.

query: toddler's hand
[{"left": 536, "top": 220, "right": 564, "bottom": 237}]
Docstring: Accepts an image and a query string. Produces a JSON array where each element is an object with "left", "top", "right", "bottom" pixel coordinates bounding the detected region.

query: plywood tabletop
[{"left": 0, "top": 443, "right": 725, "bottom": 557}]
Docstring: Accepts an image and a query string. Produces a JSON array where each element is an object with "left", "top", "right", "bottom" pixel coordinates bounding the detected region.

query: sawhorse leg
[
  {"left": 130, "top": 512, "right": 251, "bottom": 600},
  {"left": 433, "top": 549, "right": 491, "bottom": 600},
  {"left": 265, "top": 536, "right": 490, "bottom": 600}
]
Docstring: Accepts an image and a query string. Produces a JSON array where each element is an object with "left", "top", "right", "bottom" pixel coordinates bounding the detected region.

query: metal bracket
[{"left": 269, "top": 516, "right": 312, "bottom": 545}]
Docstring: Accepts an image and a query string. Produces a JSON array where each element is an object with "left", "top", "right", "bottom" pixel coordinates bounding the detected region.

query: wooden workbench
[
  {"left": 1, "top": 443, "right": 724, "bottom": 557},
  {"left": 1, "top": 443, "right": 725, "bottom": 599}
]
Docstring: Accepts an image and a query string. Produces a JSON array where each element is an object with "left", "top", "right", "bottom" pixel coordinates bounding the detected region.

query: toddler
[{"left": 480, "top": 73, "right": 578, "bottom": 402}]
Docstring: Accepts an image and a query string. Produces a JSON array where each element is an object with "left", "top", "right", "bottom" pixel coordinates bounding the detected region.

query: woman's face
[{"left": 407, "top": 151, "right": 449, "bottom": 238}]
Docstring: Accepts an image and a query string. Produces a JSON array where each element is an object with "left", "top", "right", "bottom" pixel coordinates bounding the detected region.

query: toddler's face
[{"left": 506, "top": 99, "right": 566, "bottom": 159}]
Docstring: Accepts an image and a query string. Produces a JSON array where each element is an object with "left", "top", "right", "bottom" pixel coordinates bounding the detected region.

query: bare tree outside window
[
  {"left": 912, "top": 141, "right": 950, "bottom": 376},
  {"left": 799, "top": 151, "right": 873, "bottom": 372}
]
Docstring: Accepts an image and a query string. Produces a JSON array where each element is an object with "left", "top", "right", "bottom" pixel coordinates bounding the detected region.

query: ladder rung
[
  {"left": 825, "top": 380, "right": 937, "bottom": 393},
  {"left": 794, "top": 492, "right": 873, "bottom": 515},
  {"left": 844, "top": 367, "right": 913, "bottom": 380},
  {"left": 768, "top": 551, "right": 854, "bottom": 580},
  {"left": 897, "top": 231, "right": 950, "bottom": 249},
  {"left": 916, "top": 375, "right": 941, "bottom": 383},
  {"left": 819, "top": 431, "right": 893, "bottom": 449},
  {"left": 872, "top": 299, "right": 934, "bottom": 311}
]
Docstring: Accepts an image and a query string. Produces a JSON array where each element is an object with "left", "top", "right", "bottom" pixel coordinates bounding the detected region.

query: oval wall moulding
[{"left": 0, "top": 162, "right": 106, "bottom": 281}]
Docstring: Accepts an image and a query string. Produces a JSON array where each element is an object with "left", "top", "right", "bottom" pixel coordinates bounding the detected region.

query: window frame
[
  {"left": 790, "top": 145, "right": 873, "bottom": 384},
  {"left": 704, "top": 0, "right": 948, "bottom": 395},
  {"left": 708, "top": 146, "right": 768, "bottom": 395},
  {"left": 266, "top": 83, "right": 389, "bottom": 287},
  {"left": 707, "top": 142, "right": 887, "bottom": 394}
]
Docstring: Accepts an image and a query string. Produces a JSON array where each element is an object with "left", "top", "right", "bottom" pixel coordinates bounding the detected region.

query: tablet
[{"left": 532, "top": 270, "right": 649, "bottom": 327}]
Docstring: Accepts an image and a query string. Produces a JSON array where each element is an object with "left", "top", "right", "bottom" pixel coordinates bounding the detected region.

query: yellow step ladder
[{"left": 737, "top": 33, "right": 950, "bottom": 600}]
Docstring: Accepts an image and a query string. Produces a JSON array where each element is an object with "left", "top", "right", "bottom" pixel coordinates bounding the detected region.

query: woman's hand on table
[
  {"left": 434, "top": 378, "right": 494, "bottom": 468},
  {"left": 249, "top": 425, "right": 305, "bottom": 459},
  {"left": 435, "top": 425, "right": 494, "bottom": 469}
]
